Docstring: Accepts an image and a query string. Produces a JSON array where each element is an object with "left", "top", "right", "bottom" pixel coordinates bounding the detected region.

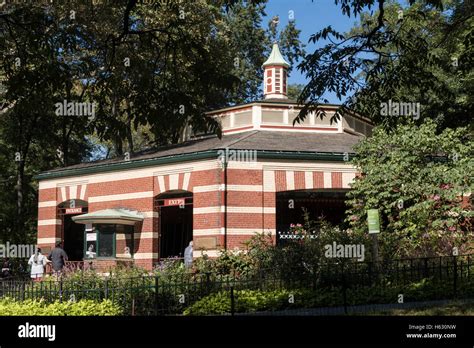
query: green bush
[{"left": 0, "top": 298, "right": 122, "bottom": 316}]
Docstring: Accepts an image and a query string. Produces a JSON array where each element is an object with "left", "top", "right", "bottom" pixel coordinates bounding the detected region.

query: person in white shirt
[{"left": 28, "top": 248, "right": 47, "bottom": 281}]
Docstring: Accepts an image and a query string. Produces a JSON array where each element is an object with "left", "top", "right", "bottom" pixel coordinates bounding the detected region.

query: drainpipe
[{"left": 223, "top": 156, "right": 228, "bottom": 251}]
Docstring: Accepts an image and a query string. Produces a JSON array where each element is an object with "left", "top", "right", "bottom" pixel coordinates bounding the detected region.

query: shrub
[{"left": 0, "top": 298, "right": 122, "bottom": 316}]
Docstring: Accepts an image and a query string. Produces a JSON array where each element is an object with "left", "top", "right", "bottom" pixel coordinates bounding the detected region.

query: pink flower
[
  {"left": 448, "top": 226, "right": 456, "bottom": 231},
  {"left": 433, "top": 195, "right": 440, "bottom": 201},
  {"left": 290, "top": 224, "right": 295, "bottom": 228}
]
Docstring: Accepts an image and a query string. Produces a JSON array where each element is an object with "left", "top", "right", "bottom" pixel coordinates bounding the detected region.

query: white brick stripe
[
  {"left": 226, "top": 185, "right": 262, "bottom": 191},
  {"left": 305, "top": 171, "right": 313, "bottom": 189},
  {"left": 227, "top": 228, "right": 276, "bottom": 235},
  {"left": 193, "top": 228, "right": 223, "bottom": 236},
  {"left": 38, "top": 219, "right": 62, "bottom": 226},
  {"left": 342, "top": 172, "right": 356, "bottom": 188},
  {"left": 194, "top": 206, "right": 222, "bottom": 214},
  {"left": 88, "top": 191, "right": 153, "bottom": 203},
  {"left": 116, "top": 232, "right": 158, "bottom": 240},
  {"left": 193, "top": 206, "right": 275, "bottom": 214},
  {"left": 38, "top": 201, "right": 57, "bottom": 208},
  {"left": 69, "top": 185, "right": 77, "bottom": 200},
  {"left": 193, "top": 249, "right": 220, "bottom": 258},
  {"left": 157, "top": 176, "right": 165, "bottom": 193},
  {"left": 133, "top": 253, "right": 158, "bottom": 259},
  {"left": 182, "top": 172, "right": 191, "bottom": 191},
  {"left": 60, "top": 187, "right": 67, "bottom": 202},
  {"left": 228, "top": 207, "right": 275, "bottom": 214},
  {"left": 286, "top": 171, "right": 295, "bottom": 190},
  {"left": 80, "top": 184, "right": 87, "bottom": 200},
  {"left": 169, "top": 174, "right": 179, "bottom": 190},
  {"left": 37, "top": 237, "right": 62, "bottom": 244},
  {"left": 323, "top": 172, "right": 332, "bottom": 189},
  {"left": 141, "top": 211, "right": 159, "bottom": 218},
  {"left": 193, "top": 184, "right": 220, "bottom": 193},
  {"left": 263, "top": 170, "right": 276, "bottom": 192}
]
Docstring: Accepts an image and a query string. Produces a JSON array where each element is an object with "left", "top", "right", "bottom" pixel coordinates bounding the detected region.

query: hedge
[{"left": 0, "top": 298, "right": 122, "bottom": 316}]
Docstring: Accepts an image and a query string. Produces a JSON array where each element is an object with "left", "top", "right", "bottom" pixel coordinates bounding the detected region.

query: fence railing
[{"left": 0, "top": 254, "right": 472, "bottom": 315}]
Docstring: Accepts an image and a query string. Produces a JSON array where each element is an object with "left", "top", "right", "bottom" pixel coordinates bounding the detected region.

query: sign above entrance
[
  {"left": 164, "top": 199, "right": 185, "bottom": 207},
  {"left": 65, "top": 207, "right": 83, "bottom": 214}
]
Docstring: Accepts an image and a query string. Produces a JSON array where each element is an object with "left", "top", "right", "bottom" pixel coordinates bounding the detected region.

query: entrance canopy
[{"left": 72, "top": 209, "right": 144, "bottom": 225}]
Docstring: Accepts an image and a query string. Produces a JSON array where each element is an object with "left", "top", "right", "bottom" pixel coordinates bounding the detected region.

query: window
[{"left": 96, "top": 225, "right": 116, "bottom": 258}]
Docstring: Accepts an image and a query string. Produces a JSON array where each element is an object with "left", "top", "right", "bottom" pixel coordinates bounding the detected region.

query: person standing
[
  {"left": 184, "top": 241, "right": 193, "bottom": 268},
  {"left": 28, "top": 248, "right": 47, "bottom": 281},
  {"left": 48, "top": 242, "right": 68, "bottom": 276}
]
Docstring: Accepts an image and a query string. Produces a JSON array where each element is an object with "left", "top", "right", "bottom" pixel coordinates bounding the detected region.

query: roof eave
[{"left": 34, "top": 149, "right": 355, "bottom": 181}]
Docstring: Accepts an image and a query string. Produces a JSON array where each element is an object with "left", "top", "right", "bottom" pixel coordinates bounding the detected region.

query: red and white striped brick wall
[{"left": 37, "top": 159, "right": 358, "bottom": 268}]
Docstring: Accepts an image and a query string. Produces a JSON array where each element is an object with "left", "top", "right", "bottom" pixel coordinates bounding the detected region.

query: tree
[
  {"left": 296, "top": 0, "right": 472, "bottom": 130},
  {"left": 345, "top": 120, "right": 473, "bottom": 259}
]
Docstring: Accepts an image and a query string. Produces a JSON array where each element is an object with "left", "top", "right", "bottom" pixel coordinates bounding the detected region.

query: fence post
[
  {"left": 154, "top": 275, "right": 159, "bottom": 316},
  {"left": 453, "top": 256, "right": 457, "bottom": 298},
  {"left": 105, "top": 279, "right": 108, "bottom": 300},
  {"left": 341, "top": 263, "right": 347, "bottom": 315},
  {"left": 59, "top": 277, "right": 63, "bottom": 303},
  {"left": 230, "top": 286, "right": 235, "bottom": 316}
]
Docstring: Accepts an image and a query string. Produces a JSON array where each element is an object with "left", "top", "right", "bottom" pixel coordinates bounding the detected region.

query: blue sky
[{"left": 263, "top": 0, "right": 362, "bottom": 103}]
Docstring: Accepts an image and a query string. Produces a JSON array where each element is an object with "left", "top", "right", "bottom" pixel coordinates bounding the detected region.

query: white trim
[
  {"left": 323, "top": 172, "right": 332, "bottom": 189},
  {"left": 79, "top": 184, "right": 87, "bottom": 200},
  {"left": 69, "top": 185, "right": 77, "bottom": 200},
  {"left": 116, "top": 232, "right": 158, "bottom": 240},
  {"left": 88, "top": 191, "right": 154, "bottom": 203},
  {"left": 157, "top": 176, "right": 165, "bottom": 193},
  {"left": 263, "top": 170, "right": 276, "bottom": 192},
  {"left": 193, "top": 249, "right": 220, "bottom": 258},
  {"left": 182, "top": 172, "right": 191, "bottom": 191},
  {"left": 193, "top": 206, "right": 275, "bottom": 214},
  {"left": 227, "top": 228, "right": 276, "bottom": 235},
  {"left": 60, "top": 187, "right": 67, "bottom": 202},
  {"left": 39, "top": 160, "right": 216, "bottom": 189},
  {"left": 133, "top": 253, "right": 158, "bottom": 259},
  {"left": 193, "top": 184, "right": 220, "bottom": 193},
  {"left": 342, "top": 172, "right": 356, "bottom": 188},
  {"left": 228, "top": 206, "right": 275, "bottom": 214},
  {"left": 169, "top": 174, "right": 179, "bottom": 190},
  {"left": 193, "top": 206, "right": 221, "bottom": 214},
  {"left": 286, "top": 171, "right": 295, "bottom": 190},
  {"left": 37, "top": 237, "right": 62, "bottom": 244},
  {"left": 141, "top": 211, "right": 159, "bottom": 218},
  {"left": 305, "top": 171, "right": 313, "bottom": 190},
  {"left": 38, "top": 201, "right": 57, "bottom": 208},
  {"left": 193, "top": 228, "right": 223, "bottom": 236},
  {"left": 38, "top": 219, "right": 62, "bottom": 226},
  {"left": 226, "top": 184, "right": 262, "bottom": 191}
]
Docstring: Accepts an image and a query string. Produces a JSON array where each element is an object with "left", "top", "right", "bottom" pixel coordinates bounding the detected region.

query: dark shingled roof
[{"left": 46, "top": 130, "right": 363, "bottom": 173}]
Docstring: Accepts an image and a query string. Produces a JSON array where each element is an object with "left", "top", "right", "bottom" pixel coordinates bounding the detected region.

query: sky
[{"left": 263, "top": 0, "right": 362, "bottom": 103}]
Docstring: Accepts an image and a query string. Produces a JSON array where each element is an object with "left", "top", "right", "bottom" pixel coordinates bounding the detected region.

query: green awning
[{"left": 72, "top": 209, "right": 144, "bottom": 225}]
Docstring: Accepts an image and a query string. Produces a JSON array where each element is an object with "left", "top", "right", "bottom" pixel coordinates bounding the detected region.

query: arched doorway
[
  {"left": 58, "top": 199, "right": 88, "bottom": 261},
  {"left": 154, "top": 191, "right": 193, "bottom": 259}
]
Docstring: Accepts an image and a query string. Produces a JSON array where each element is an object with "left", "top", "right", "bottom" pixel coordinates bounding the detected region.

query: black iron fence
[{"left": 0, "top": 254, "right": 472, "bottom": 315}]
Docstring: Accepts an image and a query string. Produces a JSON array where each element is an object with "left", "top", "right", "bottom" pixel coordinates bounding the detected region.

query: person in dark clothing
[
  {"left": 48, "top": 242, "right": 68, "bottom": 276},
  {"left": 1, "top": 258, "right": 13, "bottom": 279}
]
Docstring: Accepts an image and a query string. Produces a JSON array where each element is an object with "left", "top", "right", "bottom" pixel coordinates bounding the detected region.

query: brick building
[{"left": 35, "top": 44, "right": 373, "bottom": 270}]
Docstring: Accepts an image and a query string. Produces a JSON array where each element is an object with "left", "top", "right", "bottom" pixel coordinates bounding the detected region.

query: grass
[{"left": 371, "top": 300, "right": 474, "bottom": 316}]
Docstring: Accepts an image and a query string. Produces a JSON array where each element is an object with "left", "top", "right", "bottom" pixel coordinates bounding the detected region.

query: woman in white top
[{"left": 28, "top": 248, "right": 47, "bottom": 281}]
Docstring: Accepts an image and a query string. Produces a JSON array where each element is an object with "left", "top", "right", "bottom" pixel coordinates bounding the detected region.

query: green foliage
[
  {"left": 0, "top": 298, "right": 122, "bottom": 316},
  {"left": 297, "top": 0, "right": 471, "bottom": 131},
  {"left": 346, "top": 120, "right": 473, "bottom": 258}
]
